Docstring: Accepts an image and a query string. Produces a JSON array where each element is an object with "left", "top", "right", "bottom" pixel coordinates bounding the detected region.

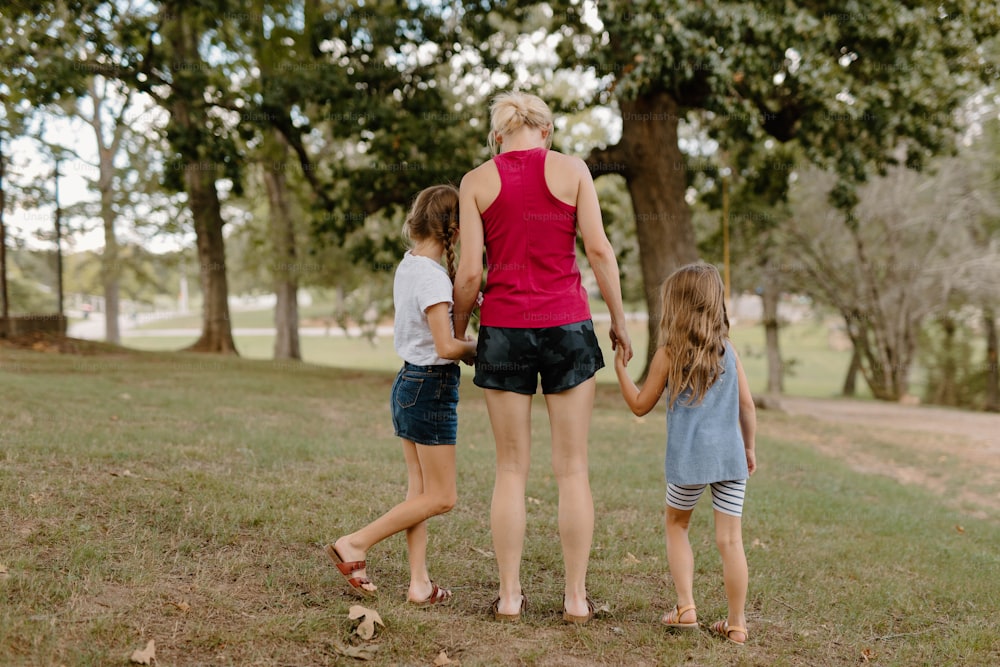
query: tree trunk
[
  {"left": 760, "top": 270, "right": 783, "bottom": 394},
  {"left": 600, "top": 91, "right": 699, "bottom": 378},
  {"left": 97, "top": 148, "right": 121, "bottom": 344},
  {"left": 841, "top": 346, "right": 861, "bottom": 397},
  {"left": 184, "top": 165, "right": 236, "bottom": 353},
  {"left": 164, "top": 5, "right": 236, "bottom": 354},
  {"left": 262, "top": 129, "right": 301, "bottom": 361},
  {"left": 985, "top": 306, "right": 999, "bottom": 412},
  {"left": 0, "top": 135, "right": 8, "bottom": 324}
]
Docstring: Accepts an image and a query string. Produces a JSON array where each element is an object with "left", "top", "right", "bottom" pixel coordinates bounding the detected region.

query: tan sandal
[
  {"left": 562, "top": 596, "right": 597, "bottom": 625},
  {"left": 710, "top": 620, "right": 747, "bottom": 645},
  {"left": 662, "top": 604, "right": 698, "bottom": 629}
]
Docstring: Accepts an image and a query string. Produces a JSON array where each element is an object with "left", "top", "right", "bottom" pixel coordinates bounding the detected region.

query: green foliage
[
  {"left": 919, "top": 315, "right": 990, "bottom": 409},
  {"left": 550, "top": 0, "right": 999, "bottom": 197}
]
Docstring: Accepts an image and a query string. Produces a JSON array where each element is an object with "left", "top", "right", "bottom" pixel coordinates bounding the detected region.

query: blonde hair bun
[{"left": 488, "top": 91, "right": 554, "bottom": 155}]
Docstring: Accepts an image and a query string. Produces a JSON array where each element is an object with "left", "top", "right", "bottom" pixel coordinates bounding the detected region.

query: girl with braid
[{"left": 325, "top": 184, "right": 477, "bottom": 606}]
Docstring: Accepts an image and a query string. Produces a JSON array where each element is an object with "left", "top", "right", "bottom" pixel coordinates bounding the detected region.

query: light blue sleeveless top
[{"left": 665, "top": 341, "right": 749, "bottom": 485}]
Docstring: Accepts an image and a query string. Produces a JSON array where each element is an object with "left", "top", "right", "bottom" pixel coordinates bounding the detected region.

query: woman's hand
[{"left": 610, "top": 322, "right": 633, "bottom": 365}]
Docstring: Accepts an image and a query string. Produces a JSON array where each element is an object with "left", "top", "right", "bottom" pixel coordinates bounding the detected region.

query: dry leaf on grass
[
  {"left": 623, "top": 552, "right": 640, "bottom": 564},
  {"left": 860, "top": 647, "right": 877, "bottom": 662},
  {"left": 349, "top": 605, "right": 384, "bottom": 640},
  {"left": 955, "top": 525, "right": 965, "bottom": 534},
  {"left": 129, "top": 639, "right": 156, "bottom": 665},
  {"left": 331, "top": 640, "right": 379, "bottom": 660},
  {"left": 434, "top": 649, "right": 459, "bottom": 665},
  {"left": 0, "top": 564, "right": 8, "bottom": 579},
  {"left": 471, "top": 546, "right": 494, "bottom": 559},
  {"left": 169, "top": 600, "right": 190, "bottom": 612}
]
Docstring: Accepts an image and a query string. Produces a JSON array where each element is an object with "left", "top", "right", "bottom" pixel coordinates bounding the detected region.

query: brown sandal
[
  {"left": 662, "top": 604, "right": 698, "bottom": 629},
  {"left": 491, "top": 593, "right": 526, "bottom": 621},
  {"left": 324, "top": 543, "right": 376, "bottom": 597},
  {"left": 410, "top": 582, "right": 452, "bottom": 607},
  {"left": 562, "top": 596, "right": 597, "bottom": 625},
  {"left": 710, "top": 620, "right": 747, "bottom": 645}
]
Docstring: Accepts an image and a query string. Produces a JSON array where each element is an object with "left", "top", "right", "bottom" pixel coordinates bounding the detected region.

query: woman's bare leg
[
  {"left": 544, "top": 378, "right": 596, "bottom": 618},
  {"left": 484, "top": 389, "right": 533, "bottom": 615}
]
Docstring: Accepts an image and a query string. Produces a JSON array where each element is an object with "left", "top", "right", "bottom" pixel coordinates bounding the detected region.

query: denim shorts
[
  {"left": 391, "top": 362, "right": 460, "bottom": 446},
  {"left": 473, "top": 320, "right": 605, "bottom": 395}
]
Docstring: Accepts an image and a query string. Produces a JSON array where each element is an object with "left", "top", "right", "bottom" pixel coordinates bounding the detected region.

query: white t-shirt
[{"left": 393, "top": 251, "right": 456, "bottom": 366}]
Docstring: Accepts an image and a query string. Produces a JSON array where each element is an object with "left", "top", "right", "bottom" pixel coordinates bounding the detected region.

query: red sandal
[
  {"left": 410, "top": 582, "right": 452, "bottom": 607},
  {"left": 324, "top": 543, "right": 376, "bottom": 597}
]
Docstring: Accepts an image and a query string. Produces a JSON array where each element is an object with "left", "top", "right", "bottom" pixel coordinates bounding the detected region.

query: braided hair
[{"left": 402, "top": 184, "right": 459, "bottom": 281}]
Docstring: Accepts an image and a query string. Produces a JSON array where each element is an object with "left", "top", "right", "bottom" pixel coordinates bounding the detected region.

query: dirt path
[
  {"left": 778, "top": 395, "right": 1000, "bottom": 450},
  {"left": 766, "top": 396, "right": 1000, "bottom": 520}
]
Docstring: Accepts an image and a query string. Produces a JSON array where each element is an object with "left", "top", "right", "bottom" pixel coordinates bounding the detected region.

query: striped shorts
[{"left": 666, "top": 480, "right": 747, "bottom": 518}]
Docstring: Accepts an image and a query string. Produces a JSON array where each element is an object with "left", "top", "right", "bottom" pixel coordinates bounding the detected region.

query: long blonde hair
[
  {"left": 657, "top": 263, "right": 730, "bottom": 408},
  {"left": 488, "top": 91, "right": 554, "bottom": 155},
  {"left": 402, "top": 184, "right": 459, "bottom": 281}
]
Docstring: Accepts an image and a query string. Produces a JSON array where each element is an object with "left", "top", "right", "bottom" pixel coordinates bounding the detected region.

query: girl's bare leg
[
  {"left": 714, "top": 510, "right": 748, "bottom": 640},
  {"left": 665, "top": 506, "right": 696, "bottom": 621},
  {"left": 333, "top": 438, "right": 456, "bottom": 598}
]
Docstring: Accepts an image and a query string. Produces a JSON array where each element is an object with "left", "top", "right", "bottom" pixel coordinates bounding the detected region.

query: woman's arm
[
  {"left": 453, "top": 171, "right": 486, "bottom": 339},
  {"left": 615, "top": 346, "right": 669, "bottom": 416},
  {"left": 426, "top": 302, "right": 477, "bottom": 361},
  {"left": 573, "top": 156, "right": 633, "bottom": 363}
]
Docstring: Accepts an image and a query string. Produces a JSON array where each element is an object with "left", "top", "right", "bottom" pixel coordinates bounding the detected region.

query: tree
[
  {"left": 783, "top": 159, "right": 993, "bottom": 401},
  {"left": 544, "top": 0, "right": 1000, "bottom": 376}
]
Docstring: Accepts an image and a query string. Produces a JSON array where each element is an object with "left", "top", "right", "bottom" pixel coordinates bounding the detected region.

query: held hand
[{"left": 610, "top": 323, "right": 633, "bottom": 365}]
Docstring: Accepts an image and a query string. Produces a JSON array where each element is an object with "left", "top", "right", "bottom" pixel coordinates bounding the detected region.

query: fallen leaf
[
  {"left": 110, "top": 415, "right": 119, "bottom": 421},
  {"left": 129, "top": 639, "right": 155, "bottom": 665},
  {"left": 471, "top": 547, "right": 494, "bottom": 558},
  {"left": 596, "top": 601, "right": 611, "bottom": 614},
  {"left": 955, "top": 525, "right": 965, "bottom": 534},
  {"left": 860, "top": 647, "right": 876, "bottom": 662},
  {"left": 349, "top": 605, "right": 384, "bottom": 640},
  {"left": 0, "top": 564, "right": 8, "bottom": 578},
  {"left": 170, "top": 600, "right": 190, "bottom": 612},
  {"left": 752, "top": 538, "right": 768, "bottom": 550},
  {"left": 623, "top": 552, "right": 640, "bottom": 565},
  {"left": 527, "top": 496, "right": 542, "bottom": 505},
  {"left": 332, "top": 640, "right": 379, "bottom": 660},
  {"left": 434, "top": 650, "right": 458, "bottom": 665}
]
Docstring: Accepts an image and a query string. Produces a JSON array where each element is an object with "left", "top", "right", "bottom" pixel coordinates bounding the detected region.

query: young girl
[
  {"left": 325, "top": 184, "right": 477, "bottom": 605},
  {"left": 614, "top": 263, "right": 757, "bottom": 644}
]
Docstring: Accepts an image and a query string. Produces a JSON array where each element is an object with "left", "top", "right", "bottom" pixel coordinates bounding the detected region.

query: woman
[{"left": 453, "top": 91, "right": 633, "bottom": 624}]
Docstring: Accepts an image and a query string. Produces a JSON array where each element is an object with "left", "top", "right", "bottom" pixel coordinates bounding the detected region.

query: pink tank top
[{"left": 479, "top": 148, "right": 591, "bottom": 328}]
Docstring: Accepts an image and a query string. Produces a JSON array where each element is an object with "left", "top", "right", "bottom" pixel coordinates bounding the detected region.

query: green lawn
[{"left": 1, "top": 344, "right": 997, "bottom": 666}]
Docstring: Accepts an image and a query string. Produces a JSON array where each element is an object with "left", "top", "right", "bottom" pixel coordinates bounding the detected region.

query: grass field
[{"left": 1, "top": 340, "right": 996, "bottom": 666}]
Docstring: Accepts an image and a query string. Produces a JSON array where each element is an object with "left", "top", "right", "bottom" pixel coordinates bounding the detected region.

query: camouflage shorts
[{"left": 473, "top": 320, "right": 605, "bottom": 395}]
